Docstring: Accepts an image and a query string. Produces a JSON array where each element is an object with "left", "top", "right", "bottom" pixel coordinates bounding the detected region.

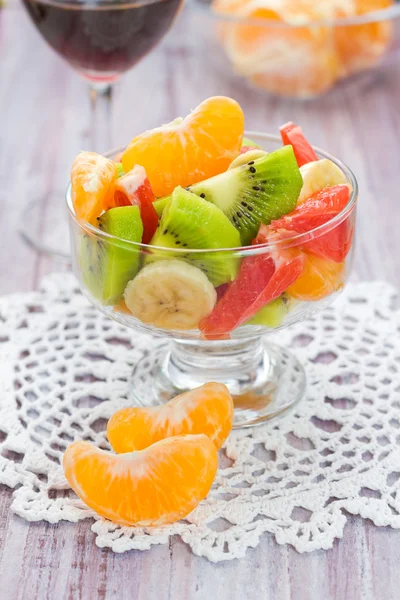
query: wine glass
[
  {"left": 66, "top": 132, "right": 358, "bottom": 428},
  {"left": 20, "top": 0, "right": 183, "bottom": 259}
]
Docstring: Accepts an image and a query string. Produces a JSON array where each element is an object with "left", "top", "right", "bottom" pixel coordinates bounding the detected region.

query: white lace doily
[{"left": 1, "top": 274, "right": 400, "bottom": 562}]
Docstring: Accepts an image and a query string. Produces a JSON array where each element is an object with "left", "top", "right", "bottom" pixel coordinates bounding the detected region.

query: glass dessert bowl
[
  {"left": 66, "top": 116, "right": 357, "bottom": 428},
  {"left": 192, "top": 0, "right": 400, "bottom": 99}
]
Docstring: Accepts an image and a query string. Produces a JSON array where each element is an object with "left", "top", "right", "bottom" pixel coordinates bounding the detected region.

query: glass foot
[{"left": 131, "top": 338, "right": 306, "bottom": 428}]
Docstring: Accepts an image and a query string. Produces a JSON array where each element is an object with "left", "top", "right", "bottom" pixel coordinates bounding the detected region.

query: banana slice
[
  {"left": 124, "top": 260, "right": 217, "bottom": 331},
  {"left": 228, "top": 149, "right": 267, "bottom": 170},
  {"left": 298, "top": 159, "right": 349, "bottom": 204}
]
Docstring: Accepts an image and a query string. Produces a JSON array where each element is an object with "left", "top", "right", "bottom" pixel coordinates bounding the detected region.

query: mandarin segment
[
  {"left": 237, "top": 22, "right": 339, "bottom": 98},
  {"left": 215, "top": 4, "right": 340, "bottom": 98},
  {"left": 287, "top": 254, "right": 345, "bottom": 301},
  {"left": 71, "top": 151, "right": 118, "bottom": 224},
  {"left": 121, "top": 96, "right": 244, "bottom": 197},
  {"left": 335, "top": 0, "right": 394, "bottom": 77},
  {"left": 63, "top": 435, "right": 218, "bottom": 527},
  {"left": 107, "top": 382, "right": 234, "bottom": 453}
]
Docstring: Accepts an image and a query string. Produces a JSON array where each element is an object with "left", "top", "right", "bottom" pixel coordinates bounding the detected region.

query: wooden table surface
[{"left": 1, "top": 2, "right": 400, "bottom": 599}]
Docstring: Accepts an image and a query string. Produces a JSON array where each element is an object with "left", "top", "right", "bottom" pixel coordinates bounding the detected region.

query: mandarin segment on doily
[{"left": 0, "top": 274, "right": 400, "bottom": 561}]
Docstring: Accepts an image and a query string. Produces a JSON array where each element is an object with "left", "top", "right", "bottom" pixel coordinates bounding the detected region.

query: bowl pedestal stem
[{"left": 131, "top": 337, "right": 306, "bottom": 428}]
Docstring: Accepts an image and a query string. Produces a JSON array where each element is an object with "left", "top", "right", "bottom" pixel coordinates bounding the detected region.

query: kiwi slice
[
  {"left": 146, "top": 187, "right": 241, "bottom": 286},
  {"left": 80, "top": 205, "right": 143, "bottom": 305},
  {"left": 188, "top": 146, "right": 303, "bottom": 245},
  {"left": 115, "top": 163, "right": 125, "bottom": 178},
  {"left": 229, "top": 149, "right": 267, "bottom": 170},
  {"left": 154, "top": 195, "right": 169, "bottom": 218},
  {"left": 247, "top": 294, "right": 291, "bottom": 327},
  {"left": 242, "top": 136, "right": 262, "bottom": 149}
]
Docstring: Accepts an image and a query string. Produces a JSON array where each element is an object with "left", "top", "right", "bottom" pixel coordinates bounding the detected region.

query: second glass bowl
[
  {"left": 67, "top": 132, "right": 358, "bottom": 427},
  {"left": 191, "top": 0, "right": 400, "bottom": 99}
]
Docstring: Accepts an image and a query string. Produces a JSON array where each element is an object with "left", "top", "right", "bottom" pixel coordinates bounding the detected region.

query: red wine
[{"left": 22, "top": 0, "right": 183, "bottom": 81}]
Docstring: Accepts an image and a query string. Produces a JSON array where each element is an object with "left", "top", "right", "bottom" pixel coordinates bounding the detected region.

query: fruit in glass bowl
[
  {"left": 67, "top": 96, "right": 357, "bottom": 428},
  {"left": 192, "top": 0, "right": 400, "bottom": 99}
]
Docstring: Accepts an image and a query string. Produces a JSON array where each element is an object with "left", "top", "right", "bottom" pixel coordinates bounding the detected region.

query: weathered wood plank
[{"left": 1, "top": 479, "right": 399, "bottom": 600}]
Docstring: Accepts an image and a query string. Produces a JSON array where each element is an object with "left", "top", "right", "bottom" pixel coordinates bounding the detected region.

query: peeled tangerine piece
[
  {"left": 107, "top": 382, "right": 234, "bottom": 453},
  {"left": 220, "top": 7, "right": 340, "bottom": 99},
  {"left": 63, "top": 435, "right": 218, "bottom": 527},
  {"left": 122, "top": 96, "right": 245, "bottom": 197},
  {"left": 124, "top": 260, "right": 217, "bottom": 331},
  {"left": 335, "top": 0, "right": 394, "bottom": 77},
  {"left": 287, "top": 254, "right": 346, "bottom": 301},
  {"left": 298, "top": 159, "right": 348, "bottom": 204},
  {"left": 71, "top": 151, "right": 118, "bottom": 224}
]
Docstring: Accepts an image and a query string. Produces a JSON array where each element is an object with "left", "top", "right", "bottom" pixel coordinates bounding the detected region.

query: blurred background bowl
[{"left": 191, "top": 0, "right": 400, "bottom": 99}]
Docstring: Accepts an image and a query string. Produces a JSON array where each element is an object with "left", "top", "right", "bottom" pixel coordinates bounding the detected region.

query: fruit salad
[
  {"left": 211, "top": 0, "right": 394, "bottom": 98},
  {"left": 69, "top": 96, "right": 356, "bottom": 339}
]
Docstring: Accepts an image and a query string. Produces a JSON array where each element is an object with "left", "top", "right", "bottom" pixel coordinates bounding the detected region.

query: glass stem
[
  {"left": 89, "top": 83, "right": 113, "bottom": 153},
  {"left": 164, "top": 338, "right": 268, "bottom": 396}
]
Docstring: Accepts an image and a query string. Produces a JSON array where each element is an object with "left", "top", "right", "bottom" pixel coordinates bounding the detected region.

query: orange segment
[
  {"left": 113, "top": 298, "right": 132, "bottom": 315},
  {"left": 220, "top": 8, "right": 340, "bottom": 98},
  {"left": 107, "top": 383, "right": 233, "bottom": 453},
  {"left": 122, "top": 97, "right": 244, "bottom": 197},
  {"left": 335, "top": 0, "right": 394, "bottom": 76},
  {"left": 287, "top": 254, "right": 345, "bottom": 301},
  {"left": 250, "top": 45, "right": 339, "bottom": 99},
  {"left": 71, "top": 151, "right": 118, "bottom": 224},
  {"left": 63, "top": 435, "right": 218, "bottom": 527},
  {"left": 355, "top": 0, "right": 393, "bottom": 11}
]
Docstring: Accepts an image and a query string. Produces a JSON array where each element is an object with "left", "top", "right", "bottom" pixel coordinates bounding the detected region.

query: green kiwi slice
[
  {"left": 247, "top": 294, "right": 292, "bottom": 327},
  {"left": 153, "top": 195, "right": 169, "bottom": 218},
  {"left": 242, "top": 136, "right": 262, "bottom": 149},
  {"left": 115, "top": 163, "right": 125, "bottom": 178},
  {"left": 188, "top": 146, "right": 303, "bottom": 245},
  {"left": 146, "top": 187, "right": 241, "bottom": 286},
  {"left": 80, "top": 205, "right": 143, "bottom": 305}
]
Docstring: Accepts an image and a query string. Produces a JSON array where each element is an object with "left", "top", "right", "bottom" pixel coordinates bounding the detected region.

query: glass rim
[
  {"left": 66, "top": 131, "right": 358, "bottom": 256},
  {"left": 193, "top": 0, "right": 400, "bottom": 28}
]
